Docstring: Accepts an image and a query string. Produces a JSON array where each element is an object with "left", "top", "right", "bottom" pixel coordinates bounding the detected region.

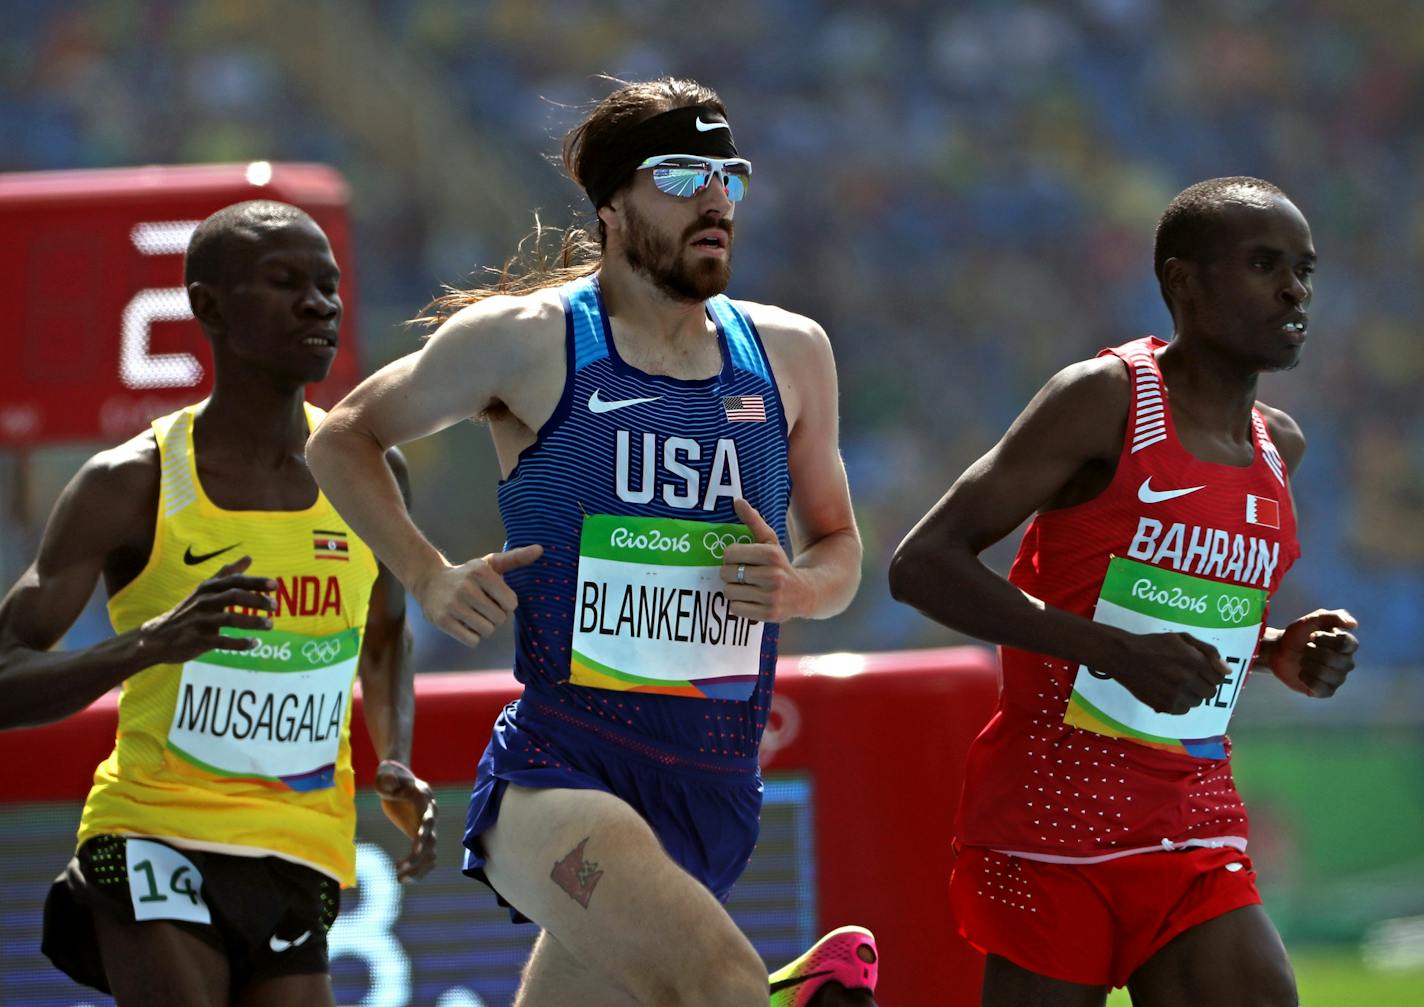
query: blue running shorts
[{"left": 462, "top": 697, "right": 763, "bottom": 923}]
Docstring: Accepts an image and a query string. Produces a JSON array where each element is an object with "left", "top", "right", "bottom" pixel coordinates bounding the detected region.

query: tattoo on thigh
[{"left": 550, "top": 837, "right": 604, "bottom": 909}]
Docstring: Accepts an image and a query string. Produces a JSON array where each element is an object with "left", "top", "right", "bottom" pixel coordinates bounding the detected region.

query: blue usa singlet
[{"left": 497, "top": 275, "right": 790, "bottom": 764}]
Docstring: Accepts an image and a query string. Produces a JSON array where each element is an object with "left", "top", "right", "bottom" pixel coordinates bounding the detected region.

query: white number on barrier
[
  {"left": 120, "top": 220, "right": 203, "bottom": 390},
  {"left": 329, "top": 842, "right": 411, "bottom": 1007}
]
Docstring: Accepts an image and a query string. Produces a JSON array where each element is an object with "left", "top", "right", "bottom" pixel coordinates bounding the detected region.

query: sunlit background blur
[{"left": 2, "top": 1, "right": 1422, "bottom": 1003}]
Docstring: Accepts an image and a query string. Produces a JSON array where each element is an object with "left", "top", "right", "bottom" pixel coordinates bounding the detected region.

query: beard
[{"left": 621, "top": 202, "right": 733, "bottom": 302}]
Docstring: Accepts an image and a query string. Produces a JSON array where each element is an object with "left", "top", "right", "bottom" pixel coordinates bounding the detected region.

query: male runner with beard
[
  {"left": 309, "top": 78, "right": 878, "bottom": 1006},
  {"left": 891, "top": 177, "right": 1359, "bottom": 1006},
  {"left": 0, "top": 201, "right": 436, "bottom": 1005}
]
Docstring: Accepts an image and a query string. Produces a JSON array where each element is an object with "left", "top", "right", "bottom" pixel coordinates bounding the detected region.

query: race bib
[
  {"left": 167, "top": 628, "right": 358, "bottom": 790},
  {"left": 1064, "top": 556, "right": 1266, "bottom": 760},
  {"left": 571, "top": 514, "right": 764, "bottom": 700},
  {"left": 125, "top": 838, "right": 211, "bottom": 924}
]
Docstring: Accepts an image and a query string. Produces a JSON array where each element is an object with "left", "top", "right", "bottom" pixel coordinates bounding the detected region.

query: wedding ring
[{"left": 736, "top": 563, "right": 747, "bottom": 585}]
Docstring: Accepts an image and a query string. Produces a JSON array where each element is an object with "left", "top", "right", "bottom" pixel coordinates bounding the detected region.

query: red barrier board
[
  {"left": 0, "top": 163, "right": 361, "bottom": 447},
  {"left": 0, "top": 648, "right": 998, "bottom": 1005}
]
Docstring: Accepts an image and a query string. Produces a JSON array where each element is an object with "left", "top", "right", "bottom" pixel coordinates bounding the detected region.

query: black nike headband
[{"left": 583, "top": 105, "right": 740, "bottom": 209}]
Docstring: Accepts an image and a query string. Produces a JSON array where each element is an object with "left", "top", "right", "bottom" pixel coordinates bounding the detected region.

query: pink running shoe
[{"left": 768, "top": 925, "right": 879, "bottom": 1006}]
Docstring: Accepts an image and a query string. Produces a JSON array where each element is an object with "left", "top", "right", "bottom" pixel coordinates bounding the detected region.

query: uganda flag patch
[{"left": 314, "top": 529, "right": 349, "bottom": 561}]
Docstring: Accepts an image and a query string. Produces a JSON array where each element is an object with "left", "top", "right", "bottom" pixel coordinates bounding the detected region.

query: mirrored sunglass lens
[
  {"left": 651, "top": 167, "right": 708, "bottom": 198},
  {"left": 651, "top": 166, "right": 748, "bottom": 201}
]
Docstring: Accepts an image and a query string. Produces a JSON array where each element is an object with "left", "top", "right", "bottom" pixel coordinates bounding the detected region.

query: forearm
[
  {"left": 889, "top": 545, "right": 1128, "bottom": 669},
  {"left": 0, "top": 632, "right": 152, "bottom": 730},
  {"left": 1252, "top": 625, "right": 1308, "bottom": 693},
  {"left": 307, "top": 423, "right": 445, "bottom": 592},
  {"left": 1251, "top": 626, "right": 1285, "bottom": 671},
  {"left": 790, "top": 528, "right": 863, "bottom": 620},
  {"left": 358, "top": 625, "right": 415, "bottom": 764}
]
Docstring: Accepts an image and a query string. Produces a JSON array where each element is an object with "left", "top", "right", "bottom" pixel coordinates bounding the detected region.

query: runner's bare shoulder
[
  {"left": 49, "top": 429, "right": 161, "bottom": 560},
  {"left": 409, "top": 288, "right": 569, "bottom": 426},
  {"left": 726, "top": 301, "right": 832, "bottom": 426},
  {"left": 731, "top": 300, "right": 829, "bottom": 356},
  {"left": 432, "top": 288, "right": 567, "bottom": 369},
  {"left": 1014, "top": 355, "right": 1131, "bottom": 463}
]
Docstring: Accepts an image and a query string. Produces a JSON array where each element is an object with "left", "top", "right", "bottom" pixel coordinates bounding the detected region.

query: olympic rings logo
[
  {"left": 302, "top": 639, "right": 342, "bottom": 664},
  {"left": 703, "top": 531, "right": 753, "bottom": 559},
  {"left": 1216, "top": 596, "right": 1253, "bottom": 624}
]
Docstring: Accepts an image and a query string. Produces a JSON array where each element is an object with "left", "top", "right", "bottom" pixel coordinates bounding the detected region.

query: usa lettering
[
  {"left": 577, "top": 581, "right": 757, "bottom": 647},
  {"left": 615, "top": 430, "right": 742, "bottom": 511},
  {"left": 1126, "top": 517, "right": 1279, "bottom": 588}
]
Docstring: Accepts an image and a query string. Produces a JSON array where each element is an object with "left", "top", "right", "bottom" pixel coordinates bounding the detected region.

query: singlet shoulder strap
[
  {"left": 563, "top": 275, "right": 611, "bottom": 372},
  {"left": 706, "top": 295, "right": 770, "bottom": 382},
  {"left": 1250, "top": 409, "right": 1287, "bottom": 486},
  {"left": 1098, "top": 336, "right": 1169, "bottom": 455},
  {"left": 152, "top": 405, "right": 201, "bottom": 519}
]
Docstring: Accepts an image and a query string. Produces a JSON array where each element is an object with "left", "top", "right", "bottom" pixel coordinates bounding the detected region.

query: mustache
[{"left": 682, "top": 216, "right": 734, "bottom": 242}]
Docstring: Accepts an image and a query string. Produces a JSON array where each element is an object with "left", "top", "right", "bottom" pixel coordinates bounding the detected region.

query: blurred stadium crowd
[{"left": 3, "top": 0, "right": 1421, "bottom": 698}]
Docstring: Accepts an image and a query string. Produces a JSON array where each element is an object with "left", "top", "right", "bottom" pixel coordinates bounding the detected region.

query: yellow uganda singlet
[{"left": 77, "top": 403, "right": 378, "bottom": 884}]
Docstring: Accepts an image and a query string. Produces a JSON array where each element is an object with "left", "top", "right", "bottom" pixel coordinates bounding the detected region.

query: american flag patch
[
  {"left": 314, "top": 529, "right": 349, "bottom": 561},
  {"left": 723, "top": 394, "right": 765, "bottom": 423},
  {"left": 1245, "top": 495, "right": 1280, "bottom": 529}
]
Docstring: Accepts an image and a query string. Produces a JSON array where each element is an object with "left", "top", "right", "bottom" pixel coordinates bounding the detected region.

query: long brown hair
[{"left": 414, "top": 76, "right": 728, "bottom": 329}]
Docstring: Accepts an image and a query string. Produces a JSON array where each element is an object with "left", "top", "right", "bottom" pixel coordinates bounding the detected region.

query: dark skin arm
[
  {"left": 1251, "top": 405, "right": 1359, "bottom": 697},
  {"left": 889, "top": 357, "right": 1232, "bottom": 715},
  {"left": 0, "top": 436, "right": 276, "bottom": 730},
  {"left": 357, "top": 448, "right": 437, "bottom": 881}
]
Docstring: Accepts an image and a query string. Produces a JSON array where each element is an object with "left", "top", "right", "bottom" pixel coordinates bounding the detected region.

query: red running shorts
[{"left": 949, "top": 845, "right": 1263, "bottom": 989}]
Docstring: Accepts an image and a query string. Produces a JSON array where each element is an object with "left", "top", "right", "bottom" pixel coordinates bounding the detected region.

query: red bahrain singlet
[{"left": 956, "top": 337, "right": 1300, "bottom": 862}]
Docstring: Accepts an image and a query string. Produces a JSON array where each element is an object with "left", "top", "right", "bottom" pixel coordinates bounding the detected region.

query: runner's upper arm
[
  {"left": 0, "top": 442, "right": 157, "bottom": 654},
  {"left": 749, "top": 306, "right": 857, "bottom": 551},
  {"left": 364, "top": 448, "right": 412, "bottom": 631},
  {"left": 904, "top": 357, "right": 1129, "bottom": 557},
  {"left": 322, "top": 295, "right": 562, "bottom": 450}
]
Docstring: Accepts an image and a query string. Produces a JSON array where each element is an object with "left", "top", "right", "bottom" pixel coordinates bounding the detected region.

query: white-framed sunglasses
[{"left": 636, "top": 154, "right": 753, "bottom": 202}]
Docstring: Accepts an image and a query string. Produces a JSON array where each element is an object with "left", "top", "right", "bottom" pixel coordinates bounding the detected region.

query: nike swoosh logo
[
  {"left": 588, "top": 389, "right": 662, "bottom": 414},
  {"left": 770, "top": 969, "right": 834, "bottom": 995},
  {"left": 695, "top": 116, "right": 730, "bottom": 132},
  {"left": 269, "top": 930, "right": 312, "bottom": 953},
  {"left": 1138, "top": 478, "right": 1205, "bottom": 504},
  {"left": 183, "top": 543, "right": 239, "bottom": 566}
]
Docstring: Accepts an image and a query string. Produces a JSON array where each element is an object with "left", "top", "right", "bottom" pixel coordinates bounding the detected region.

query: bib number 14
[{"left": 125, "top": 838, "right": 212, "bottom": 924}]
